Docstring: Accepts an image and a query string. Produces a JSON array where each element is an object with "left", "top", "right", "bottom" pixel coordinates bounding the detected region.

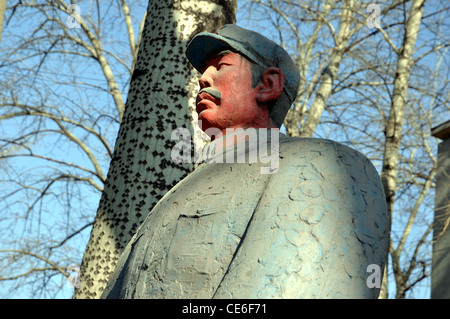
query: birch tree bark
[
  {"left": 294, "top": 0, "right": 354, "bottom": 137},
  {"left": 268, "top": 0, "right": 408, "bottom": 138},
  {"left": 74, "top": 0, "right": 237, "bottom": 299},
  {"left": 0, "top": 0, "right": 6, "bottom": 43},
  {"left": 379, "top": 0, "right": 425, "bottom": 298},
  {"left": 53, "top": 0, "right": 127, "bottom": 121}
]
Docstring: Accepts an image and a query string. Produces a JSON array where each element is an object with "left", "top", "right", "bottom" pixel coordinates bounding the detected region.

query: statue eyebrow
[
  {"left": 201, "top": 49, "right": 236, "bottom": 72},
  {"left": 211, "top": 49, "right": 235, "bottom": 60}
]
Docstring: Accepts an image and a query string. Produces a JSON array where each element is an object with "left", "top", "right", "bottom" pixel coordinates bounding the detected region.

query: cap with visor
[{"left": 186, "top": 24, "right": 300, "bottom": 105}]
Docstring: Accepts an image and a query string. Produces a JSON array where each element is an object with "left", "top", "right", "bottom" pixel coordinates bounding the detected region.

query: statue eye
[{"left": 217, "top": 62, "right": 230, "bottom": 70}]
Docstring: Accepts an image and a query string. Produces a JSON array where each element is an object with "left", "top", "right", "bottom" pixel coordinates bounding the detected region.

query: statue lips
[{"left": 196, "top": 88, "right": 222, "bottom": 116}]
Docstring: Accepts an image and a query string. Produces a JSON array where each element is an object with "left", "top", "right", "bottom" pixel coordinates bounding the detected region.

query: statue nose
[{"left": 199, "top": 68, "right": 214, "bottom": 89}]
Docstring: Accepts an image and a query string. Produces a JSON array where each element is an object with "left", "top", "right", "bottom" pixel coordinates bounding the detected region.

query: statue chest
[{"left": 121, "top": 161, "right": 270, "bottom": 298}]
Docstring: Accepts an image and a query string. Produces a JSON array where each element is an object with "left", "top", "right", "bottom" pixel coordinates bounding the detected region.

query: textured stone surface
[{"left": 101, "top": 135, "right": 389, "bottom": 298}]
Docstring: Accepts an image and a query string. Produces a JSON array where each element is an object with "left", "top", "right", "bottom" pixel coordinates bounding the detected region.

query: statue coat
[{"left": 101, "top": 134, "right": 388, "bottom": 299}]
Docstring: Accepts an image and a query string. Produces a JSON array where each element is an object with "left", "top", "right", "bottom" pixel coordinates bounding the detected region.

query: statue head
[{"left": 186, "top": 24, "right": 300, "bottom": 138}]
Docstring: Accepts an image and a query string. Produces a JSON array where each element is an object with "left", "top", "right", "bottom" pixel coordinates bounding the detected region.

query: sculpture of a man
[{"left": 101, "top": 25, "right": 389, "bottom": 299}]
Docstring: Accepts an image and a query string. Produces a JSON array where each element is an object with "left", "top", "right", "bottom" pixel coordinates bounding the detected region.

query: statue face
[{"left": 196, "top": 51, "right": 270, "bottom": 139}]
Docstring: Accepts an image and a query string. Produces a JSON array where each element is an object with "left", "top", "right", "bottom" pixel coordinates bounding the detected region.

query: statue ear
[{"left": 255, "top": 67, "right": 284, "bottom": 104}]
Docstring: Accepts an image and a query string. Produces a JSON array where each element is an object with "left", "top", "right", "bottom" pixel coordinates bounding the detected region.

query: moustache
[{"left": 198, "top": 87, "right": 222, "bottom": 101}]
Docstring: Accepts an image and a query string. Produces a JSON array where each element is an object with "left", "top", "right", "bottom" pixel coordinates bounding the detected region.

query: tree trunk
[
  {"left": 379, "top": 0, "right": 425, "bottom": 299},
  {"left": 74, "top": 0, "right": 236, "bottom": 299},
  {"left": 285, "top": 0, "right": 355, "bottom": 138},
  {"left": 0, "top": 0, "right": 6, "bottom": 43}
]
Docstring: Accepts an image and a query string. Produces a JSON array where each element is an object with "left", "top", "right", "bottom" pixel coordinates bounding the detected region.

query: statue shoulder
[
  {"left": 277, "top": 136, "right": 381, "bottom": 181},
  {"left": 276, "top": 136, "right": 383, "bottom": 198},
  {"left": 213, "top": 135, "right": 389, "bottom": 299},
  {"left": 279, "top": 136, "right": 368, "bottom": 161}
]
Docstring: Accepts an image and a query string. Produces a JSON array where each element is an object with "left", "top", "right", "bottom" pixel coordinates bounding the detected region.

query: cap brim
[
  {"left": 186, "top": 33, "right": 263, "bottom": 73},
  {"left": 186, "top": 33, "right": 236, "bottom": 72}
]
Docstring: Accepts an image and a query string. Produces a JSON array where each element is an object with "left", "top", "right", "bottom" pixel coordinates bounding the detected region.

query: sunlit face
[{"left": 196, "top": 51, "right": 271, "bottom": 139}]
